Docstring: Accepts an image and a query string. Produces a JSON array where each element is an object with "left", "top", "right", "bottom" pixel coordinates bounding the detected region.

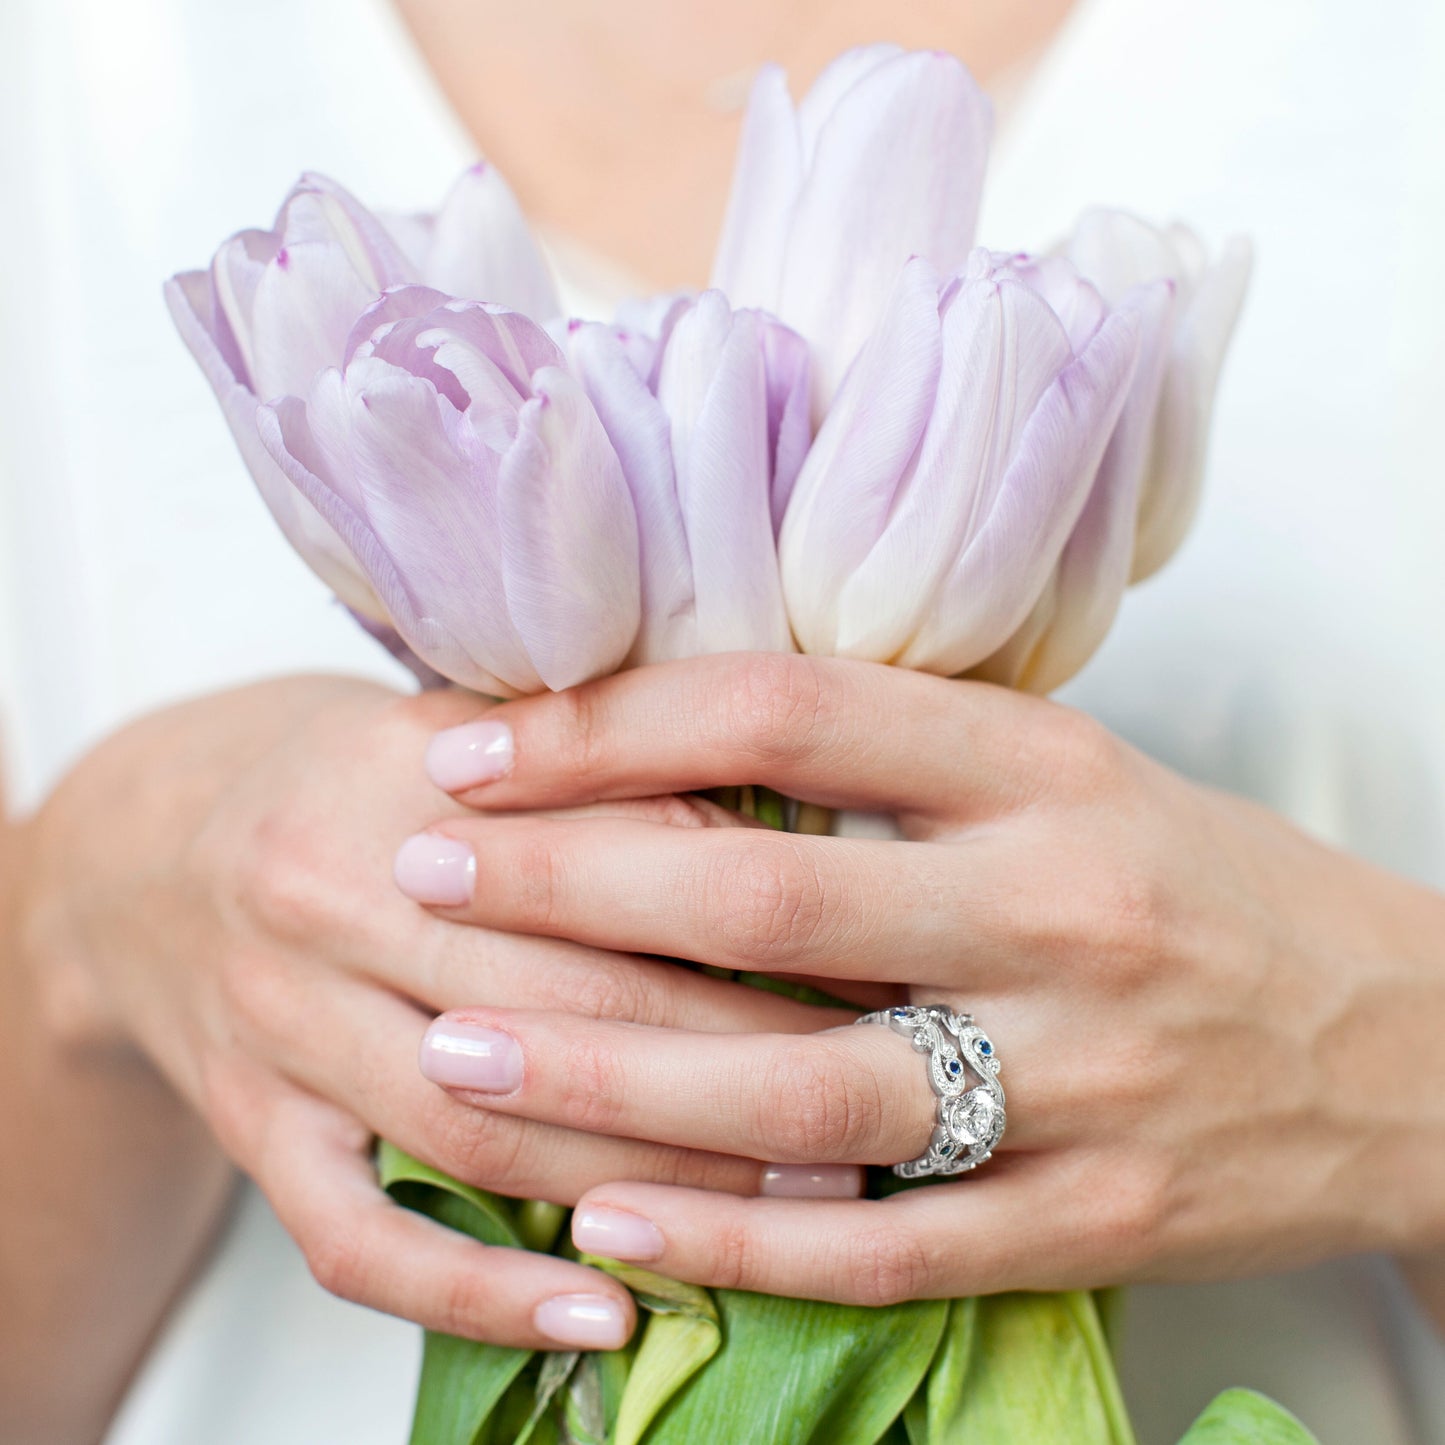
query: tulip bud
[
  {"left": 779, "top": 251, "right": 1142, "bottom": 677},
  {"left": 711, "top": 46, "right": 992, "bottom": 415},
  {"left": 256, "top": 288, "right": 640, "bottom": 695},
  {"left": 1062, "top": 209, "right": 1252, "bottom": 582},
  {"left": 166, "top": 167, "right": 572, "bottom": 684},
  {"left": 566, "top": 291, "right": 810, "bottom": 665}
]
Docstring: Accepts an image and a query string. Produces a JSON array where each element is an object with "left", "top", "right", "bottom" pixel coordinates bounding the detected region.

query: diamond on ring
[{"left": 855, "top": 1005, "right": 1006, "bottom": 1178}]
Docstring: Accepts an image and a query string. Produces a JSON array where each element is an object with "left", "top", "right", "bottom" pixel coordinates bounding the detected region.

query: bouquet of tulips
[{"left": 167, "top": 42, "right": 1310, "bottom": 1445}]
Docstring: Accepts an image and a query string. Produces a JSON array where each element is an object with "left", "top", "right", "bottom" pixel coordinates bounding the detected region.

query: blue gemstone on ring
[
  {"left": 978, "top": 1040, "right": 993, "bottom": 1055},
  {"left": 938, "top": 1143, "right": 953, "bottom": 1155},
  {"left": 946, "top": 1059, "right": 961, "bottom": 1075},
  {"left": 891, "top": 1008, "right": 908, "bottom": 1018}
]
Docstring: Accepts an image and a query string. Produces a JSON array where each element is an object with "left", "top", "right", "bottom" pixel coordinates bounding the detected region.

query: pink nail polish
[
  {"left": 425, "top": 720, "right": 514, "bottom": 791},
  {"left": 419, "top": 1018, "right": 523, "bottom": 1092},
  {"left": 572, "top": 1207, "right": 664, "bottom": 1262},
  {"left": 759, "top": 1163, "right": 864, "bottom": 1199},
  {"left": 393, "top": 834, "right": 475, "bottom": 906},
  {"left": 534, "top": 1294, "right": 630, "bottom": 1350}
]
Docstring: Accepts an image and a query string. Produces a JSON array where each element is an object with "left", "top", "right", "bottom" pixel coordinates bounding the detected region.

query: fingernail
[
  {"left": 419, "top": 1018, "right": 523, "bottom": 1092},
  {"left": 760, "top": 1163, "right": 865, "bottom": 1199},
  {"left": 534, "top": 1294, "right": 630, "bottom": 1350},
  {"left": 425, "top": 720, "right": 514, "bottom": 791},
  {"left": 393, "top": 833, "right": 475, "bottom": 906},
  {"left": 572, "top": 1206, "right": 664, "bottom": 1262}
]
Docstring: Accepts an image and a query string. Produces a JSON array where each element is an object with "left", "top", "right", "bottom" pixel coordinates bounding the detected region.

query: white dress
[{"left": 0, "top": 0, "right": 1441, "bottom": 1440}]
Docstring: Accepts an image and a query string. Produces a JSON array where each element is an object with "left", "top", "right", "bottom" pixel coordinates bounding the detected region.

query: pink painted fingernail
[
  {"left": 760, "top": 1163, "right": 865, "bottom": 1199},
  {"left": 419, "top": 1018, "right": 523, "bottom": 1092},
  {"left": 534, "top": 1294, "right": 631, "bottom": 1350},
  {"left": 572, "top": 1206, "right": 664, "bottom": 1262},
  {"left": 425, "top": 720, "right": 514, "bottom": 791},
  {"left": 393, "top": 834, "right": 475, "bottom": 906}
]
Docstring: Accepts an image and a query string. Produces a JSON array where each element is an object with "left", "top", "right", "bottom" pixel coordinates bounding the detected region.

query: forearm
[{"left": 0, "top": 808, "right": 235, "bottom": 1445}]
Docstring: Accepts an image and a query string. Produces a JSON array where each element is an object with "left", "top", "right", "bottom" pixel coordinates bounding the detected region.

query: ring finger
[{"left": 416, "top": 1003, "right": 1054, "bottom": 1165}]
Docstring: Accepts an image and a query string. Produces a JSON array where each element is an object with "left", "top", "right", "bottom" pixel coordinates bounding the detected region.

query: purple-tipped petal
[
  {"left": 497, "top": 366, "right": 641, "bottom": 688},
  {"left": 284, "top": 173, "right": 417, "bottom": 290}
]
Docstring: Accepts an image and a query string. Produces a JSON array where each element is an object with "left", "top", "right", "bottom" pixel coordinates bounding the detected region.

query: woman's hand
[
  {"left": 400, "top": 653, "right": 1445, "bottom": 1306},
  {"left": 15, "top": 674, "right": 853, "bottom": 1354}
]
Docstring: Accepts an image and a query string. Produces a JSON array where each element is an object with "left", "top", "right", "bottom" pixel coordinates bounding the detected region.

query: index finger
[{"left": 423, "top": 654, "right": 1044, "bottom": 818}]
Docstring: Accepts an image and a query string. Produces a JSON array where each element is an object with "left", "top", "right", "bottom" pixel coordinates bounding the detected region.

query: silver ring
[{"left": 855, "top": 1005, "right": 1005, "bottom": 1177}]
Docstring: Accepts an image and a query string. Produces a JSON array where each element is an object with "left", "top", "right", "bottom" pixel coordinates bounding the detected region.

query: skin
[
  {"left": 392, "top": 0, "right": 1075, "bottom": 287},
  {"left": 401, "top": 654, "right": 1445, "bottom": 1319},
  {"left": 0, "top": 675, "right": 845, "bottom": 1443}
]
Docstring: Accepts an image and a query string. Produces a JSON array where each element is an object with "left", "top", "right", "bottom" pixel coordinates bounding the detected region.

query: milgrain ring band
[{"left": 854, "top": 1005, "right": 1005, "bottom": 1177}]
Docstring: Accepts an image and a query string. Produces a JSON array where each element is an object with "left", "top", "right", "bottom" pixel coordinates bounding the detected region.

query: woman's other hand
[{"left": 14, "top": 675, "right": 850, "bottom": 1357}]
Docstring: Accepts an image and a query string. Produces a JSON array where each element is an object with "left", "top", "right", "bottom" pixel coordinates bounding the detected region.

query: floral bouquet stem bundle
[{"left": 167, "top": 43, "right": 1307, "bottom": 1445}]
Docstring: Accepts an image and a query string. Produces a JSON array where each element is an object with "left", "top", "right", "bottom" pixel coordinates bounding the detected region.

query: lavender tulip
[
  {"left": 1063, "top": 209, "right": 1252, "bottom": 582},
  {"left": 254, "top": 286, "right": 639, "bottom": 695},
  {"left": 165, "top": 166, "right": 564, "bottom": 668},
  {"left": 971, "top": 257, "right": 1176, "bottom": 693},
  {"left": 711, "top": 45, "right": 992, "bottom": 414},
  {"left": 566, "top": 290, "right": 810, "bottom": 664},
  {"left": 779, "top": 250, "right": 1143, "bottom": 677}
]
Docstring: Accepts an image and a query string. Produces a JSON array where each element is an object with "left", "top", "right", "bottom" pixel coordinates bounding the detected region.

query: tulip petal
[
  {"left": 420, "top": 162, "right": 561, "bottom": 321},
  {"left": 977, "top": 280, "right": 1175, "bottom": 692},
  {"left": 282, "top": 358, "right": 543, "bottom": 694},
  {"left": 498, "top": 366, "right": 642, "bottom": 688},
  {"left": 247, "top": 239, "right": 380, "bottom": 401},
  {"left": 710, "top": 64, "right": 803, "bottom": 312},
  {"left": 284, "top": 173, "right": 417, "bottom": 291},
  {"left": 659, "top": 297, "right": 792, "bottom": 655},
  {"left": 567, "top": 321, "right": 697, "bottom": 665},
  {"left": 832, "top": 273, "right": 1077, "bottom": 661},
  {"left": 794, "top": 44, "right": 905, "bottom": 159},
  {"left": 164, "top": 269, "right": 385, "bottom": 621},
  {"left": 1133, "top": 235, "right": 1252, "bottom": 579},
  {"left": 778, "top": 50, "right": 992, "bottom": 410},
  {"left": 898, "top": 304, "right": 1144, "bottom": 675},
  {"left": 758, "top": 317, "right": 813, "bottom": 529},
  {"left": 779, "top": 258, "right": 945, "bottom": 655}
]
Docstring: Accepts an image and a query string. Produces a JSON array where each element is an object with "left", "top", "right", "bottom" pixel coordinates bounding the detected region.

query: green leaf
[
  {"left": 563, "top": 1350, "right": 634, "bottom": 1444},
  {"left": 646, "top": 1290, "right": 948, "bottom": 1445},
  {"left": 584, "top": 1257, "right": 721, "bottom": 1445},
  {"left": 378, "top": 1143, "right": 534, "bottom": 1445},
  {"left": 914, "top": 1297, "right": 978, "bottom": 1440},
  {"left": 1175, "top": 1389, "right": 1321, "bottom": 1444},
  {"left": 922, "top": 1292, "right": 1135, "bottom": 1445}
]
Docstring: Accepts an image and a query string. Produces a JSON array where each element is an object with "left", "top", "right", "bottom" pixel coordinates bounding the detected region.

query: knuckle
[
  {"left": 719, "top": 654, "right": 838, "bottom": 766},
  {"left": 569, "top": 960, "right": 656, "bottom": 1026},
  {"left": 1087, "top": 1156, "right": 1173, "bottom": 1272},
  {"left": 1080, "top": 857, "right": 1175, "bottom": 990},
  {"left": 553, "top": 684, "right": 610, "bottom": 783},
  {"left": 508, "top": 832, "right": 569, "bottom": 933},
  {"left": 761, "top": 1042, "right": 877, "bottom": 1161},
  {"left": 228, "top": 804, "right": 344, "bottom": 945},
  {"left": 845, "top": 1223, "right": 934, "bottom": 1306},
  {"left": 432, "top": 1104, "right": 529, "bottom": 1192},
  {"left": 304, "top": 1226, "right": 368, "bottom": 1303},
  {"left": 706, "top": 1217, "right": 757, "bottom": 1292},
  {"left": 713, "top": 840, "right": 830, "bottom": 967},
  {"left": 215, "top": 948, "right": 294, "bottom": 1047},
  {"left": 553, "top": 1034, "right": 628, "bottom": 1136}
]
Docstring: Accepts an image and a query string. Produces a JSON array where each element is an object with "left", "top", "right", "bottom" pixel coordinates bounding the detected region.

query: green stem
[{"left": 1065, "top": 1290, "right": 1137, "bottom": 1445}]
